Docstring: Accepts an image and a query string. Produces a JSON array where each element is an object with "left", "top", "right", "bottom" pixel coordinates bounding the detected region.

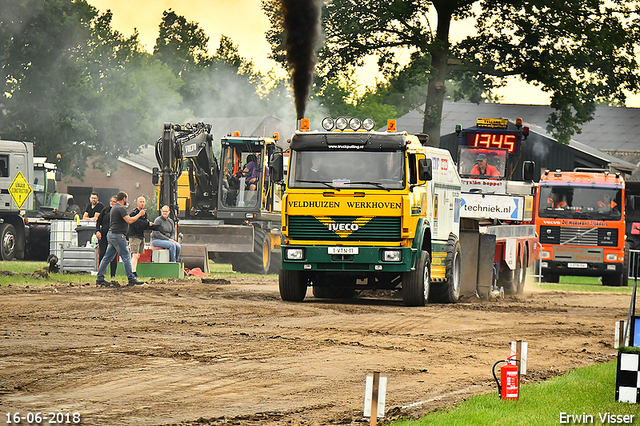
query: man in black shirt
[
  {"left": 127, "top": 196, "right": 153, "bottom": 278},
  {"left": 83, "top": 191, "right": 104, "bottom": 221},
  {"left": 95, "top": 195, "right": 118, "bottom": 279},
  {"left": 96, "top": 191, "right": 146, "bottom": 287}
]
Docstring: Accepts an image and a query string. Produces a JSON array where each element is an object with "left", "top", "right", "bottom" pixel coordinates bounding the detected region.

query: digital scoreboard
[{"left": 464, "top": 130, "right": 521, "bottom": 156}]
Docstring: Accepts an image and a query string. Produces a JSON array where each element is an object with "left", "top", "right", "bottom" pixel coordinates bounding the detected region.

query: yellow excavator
[{"left": 152, "top": 122, "right": 285, "bottom": 273}]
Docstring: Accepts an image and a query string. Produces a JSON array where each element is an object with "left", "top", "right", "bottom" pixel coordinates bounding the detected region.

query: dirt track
[{"left": 0, "top": 273, "right": 630, "bottom": 425}]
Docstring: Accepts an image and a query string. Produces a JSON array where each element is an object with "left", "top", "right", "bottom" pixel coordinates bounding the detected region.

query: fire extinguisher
[{"left": 492, "top": 354, "right": 519, "bottom": 400}]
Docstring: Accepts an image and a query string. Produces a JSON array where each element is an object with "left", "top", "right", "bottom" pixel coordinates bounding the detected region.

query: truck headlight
[
  {"left": 335, "top": 116, "right": 348, "bottom": 130},
  {"left": 606, "top": 253, "right": 617, "bottom": 261},
  {"left": 285, "top": 248, "right": 304, "bottom": 260},
  {"left": 321, "top": 117, "right": 334, "bottom": 131},
  {"left": 540, "top": 251, "right": 550, "bottom": 259},
  {"left": 382, "top": 250, "right": 401, "bottom": 262},
  {"left": 362, "top": 117, "right": 375, "bottom": 131}
]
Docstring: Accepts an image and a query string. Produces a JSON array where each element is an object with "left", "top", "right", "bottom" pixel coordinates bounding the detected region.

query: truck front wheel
[
  {"left": 432, "top": 235, "right": 461, "bottom": 303},
  {"left": 402, "top": 250, "right": 430, "bottom": 307},
  {"left": 0, "top": 223, "right": 16, "bottom": 261},
  {"left": 279, "top": 269, "right": 307, "bottom": 302}
]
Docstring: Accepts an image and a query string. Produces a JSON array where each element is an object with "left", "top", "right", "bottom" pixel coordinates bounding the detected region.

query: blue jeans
[
  {"left": 97, "top": 232, "right": 134, "bottom": 281},
  {"left": 152, "top": 239, "right": 181, "bottom": 262}
]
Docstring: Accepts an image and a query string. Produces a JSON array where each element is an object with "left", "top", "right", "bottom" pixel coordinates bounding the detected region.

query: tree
[
  {"left": 263, "top": 0, "right": 640, "bottom": 145},
  {"left": 0, "top": 0, "right": 185, "bottom": 177}
]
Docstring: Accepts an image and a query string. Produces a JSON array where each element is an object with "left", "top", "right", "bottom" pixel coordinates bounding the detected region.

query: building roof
[{"left": 395, "top": 101, "right": 638, "bottom": 172}]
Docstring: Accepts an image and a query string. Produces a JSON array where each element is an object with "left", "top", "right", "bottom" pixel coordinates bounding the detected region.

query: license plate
[
  {"left": 568, "top": 263, "right": 588, "bottom": 269},
  {"left": 328, "top": 247, "right": 358, "bottom": 255}
]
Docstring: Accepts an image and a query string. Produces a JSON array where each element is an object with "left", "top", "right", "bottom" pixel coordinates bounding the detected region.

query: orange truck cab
[{"left": 535, "top": 169, "right": 627, "bottom": 286}]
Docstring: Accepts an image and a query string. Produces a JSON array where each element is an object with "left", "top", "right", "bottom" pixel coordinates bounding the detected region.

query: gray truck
[{"left": 0, "top": 141, "right": 77, "bottom": 261}]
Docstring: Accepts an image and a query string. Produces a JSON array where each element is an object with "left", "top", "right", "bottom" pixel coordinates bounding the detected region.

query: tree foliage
[
  {"left": 263, "top": 0, "right": 640, "bottom": 144},
  {"left": 0, "top": 1, "right": 294, "bottom": 178}
]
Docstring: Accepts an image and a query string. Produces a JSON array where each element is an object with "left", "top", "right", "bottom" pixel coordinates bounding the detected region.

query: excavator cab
[{"left": 219, "top": 136, "right": 282, "bottom": 213}]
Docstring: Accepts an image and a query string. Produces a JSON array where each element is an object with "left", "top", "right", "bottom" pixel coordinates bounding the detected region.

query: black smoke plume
[{"left": 281, "top": 0, "right": 322, "bottom": 120}]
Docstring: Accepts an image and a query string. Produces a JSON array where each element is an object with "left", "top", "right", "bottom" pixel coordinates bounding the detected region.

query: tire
[
  {"left": 0, "top": 223, "right": 17, "bottom": 261},
  {"left": 432, "top": 235, "right": 461, "bottom": 303},
  {"left": 603, "top": 251, "right": 628, "bottom": 287},
  {"left": 232, "top": 229, "right": 271, "bottom": 274},
  {"left": 402, "top": 250, "right": 430, "bottom": 307},
  {"left": 279, "top": 269, "right": 307, "bottom": 302},
  {"left": 498, "top": 259, "right": 517, "bottom": 294},
  {"left": 543, "top": 271, "right": 560, "bottom": 283},
  {"left": 67, "top": 204, "right": 80, "bottom": 217}
]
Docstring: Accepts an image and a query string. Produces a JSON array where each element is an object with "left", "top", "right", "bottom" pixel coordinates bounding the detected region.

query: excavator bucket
[{"left": 178, "top": 220, "right": 254, "bottom": 253}]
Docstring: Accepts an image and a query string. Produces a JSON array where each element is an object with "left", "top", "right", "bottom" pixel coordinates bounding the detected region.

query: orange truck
[{"left": 534, "top": 169, "right": 628, "bottom": 286}]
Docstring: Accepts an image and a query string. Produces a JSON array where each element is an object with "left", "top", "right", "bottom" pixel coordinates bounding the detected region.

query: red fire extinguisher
[{"left": 492, "top": 354, "right": 519, "bottom": 400}]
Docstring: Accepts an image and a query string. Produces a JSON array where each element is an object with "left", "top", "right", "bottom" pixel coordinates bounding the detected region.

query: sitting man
[
  {"left": 151, "top": 205, "right": 181, "bottom": 262},
  {"left": 470, "top": 153, "right": 500, "bottom": 177},
  {"left": 242, "top": 154, "right": 260, "bottom": 191}
]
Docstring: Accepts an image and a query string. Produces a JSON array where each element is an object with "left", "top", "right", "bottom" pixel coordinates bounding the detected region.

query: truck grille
[
  {"left": 288, "top": 216, "right": 401, "bottom": 241},
  {"left": 539, "top": 226, "right": 618, "bottom": 246}
]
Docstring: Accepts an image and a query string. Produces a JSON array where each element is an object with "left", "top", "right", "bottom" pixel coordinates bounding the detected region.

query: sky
[{"left": 88, "top": 0, "right": 640, "bottom": 108}]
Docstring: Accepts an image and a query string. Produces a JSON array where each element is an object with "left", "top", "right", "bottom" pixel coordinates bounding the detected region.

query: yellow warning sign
[{"left": 9, "top": 170, "right": 32, "bottom": 209}]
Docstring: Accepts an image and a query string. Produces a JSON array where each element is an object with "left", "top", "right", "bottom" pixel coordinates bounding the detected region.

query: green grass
[
  {"left": 0, "top": 260, "right": 95, "bottom": 286},
  {"left": 392, "top": 361, "right": 640, "bottom": 426},
  {"left": 0, "top": 260, "right": 277, "bottom": 287}
]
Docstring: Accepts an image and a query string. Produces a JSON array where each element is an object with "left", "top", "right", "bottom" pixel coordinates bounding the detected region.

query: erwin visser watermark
[{"left": 560, "top": 412, "right": 635, "bottom": 424}]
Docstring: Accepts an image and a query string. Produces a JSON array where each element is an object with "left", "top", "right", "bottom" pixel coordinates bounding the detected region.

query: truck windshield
[
  {"left": 538, "top": 186, "right": 622, "bottom": 220},
  {"left": 288, "top": 151, "right": 404, "bottom": 190},
  {"left": 32, "top": 168, "right": 46, "bottom": 209},
  {"left": 457, "top": 146, "right": 507, "bottom": 179}
]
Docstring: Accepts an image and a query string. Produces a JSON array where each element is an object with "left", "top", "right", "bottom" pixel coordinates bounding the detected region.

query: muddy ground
[{"left": 0, "top": 272, "right": 632, "bottom": 425}]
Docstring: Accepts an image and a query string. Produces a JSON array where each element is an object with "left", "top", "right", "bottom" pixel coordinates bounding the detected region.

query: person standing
[
  {"left": 96, "top": 191, "right": 146, "bottom": 287},
  {"left": 83, "top": 191, "right": 104, "bottom": 221},
  {"left": 127, "top": 196, "right": 154, "bottom": 278},
  {"left": 96, "top": 195, "right": 118, "bottom": 280},
  {"left": 151, "top": 205, "right": 181, "bottom": 262}
]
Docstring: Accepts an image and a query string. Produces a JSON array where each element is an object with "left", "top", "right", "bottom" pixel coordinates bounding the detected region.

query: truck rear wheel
[
  {"left": 0, "top": 223, "right": 16, "bottom": 261},
  {"left": 402, "top": 250, "right": 430, "bottom": 307},
  {"left": 498, "top": 259, "right": 517, "bottom": 295},
  {"left": 279, "top": 269, "right": 307, "bottom": 302},
  {"left": 432, "top": 235, "right": 461, "bottom": 303}
]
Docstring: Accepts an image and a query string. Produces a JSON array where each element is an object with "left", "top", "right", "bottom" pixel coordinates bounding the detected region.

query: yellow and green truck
[{"left": 279, "top": 118, "right": 462, "bottom": 306}]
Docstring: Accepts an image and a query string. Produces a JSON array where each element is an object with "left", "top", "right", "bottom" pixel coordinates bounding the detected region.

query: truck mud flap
[
  {"left": 179, "top": 221, "right": 254, "bottom": 253},
  {"left": 460, "top": 230, "right": 496, "bottom": 298}
]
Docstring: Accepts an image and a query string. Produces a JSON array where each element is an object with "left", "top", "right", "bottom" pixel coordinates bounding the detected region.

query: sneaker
[
  {"left": 127, "top": 278, "right": 146, "bottom": 286},
  {"left": 96, "top": 279, "right": 112, "bottom": 287},
  {"left": 133, "top": 272, "right": 138, "bottom": 278}
]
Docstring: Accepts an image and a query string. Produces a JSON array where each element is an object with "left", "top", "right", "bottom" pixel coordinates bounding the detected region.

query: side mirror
[
  {"left": 152, "top": 167, "right": 160, "bottom": 186},
  {"left": 269, "top": 152, "right": 284, "bottom": 182},
  {"left": 55, "top": 169, "right": 62, "bottom": 182},
  {"left": 418, "top": 158, "right": 432, "bottom": 182},
  {"left": 523, "top": 161, "right": 535, "bottom": 182}
]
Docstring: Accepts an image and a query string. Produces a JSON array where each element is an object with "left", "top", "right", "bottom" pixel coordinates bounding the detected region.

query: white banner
[{"left": 460, "top": 193, "right": 523, "bottom": 221}]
